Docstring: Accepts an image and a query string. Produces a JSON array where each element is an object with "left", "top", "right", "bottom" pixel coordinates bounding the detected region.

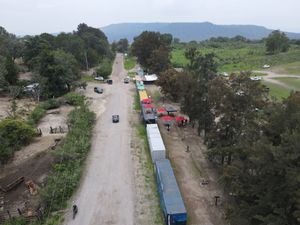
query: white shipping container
[{"left": 146, "top": 124, "right": 166, "bottom": 163}]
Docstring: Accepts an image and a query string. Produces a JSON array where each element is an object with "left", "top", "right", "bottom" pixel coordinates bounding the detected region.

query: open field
[
  {"left": 262, "top": 81, "right": 291, "bottom": 99},
  {"left": 171, "top": 44, "right": 300, "bottom": 73},
  {"left": 273, "top": 61, "right": 300, "bottom": 75},
  {"left": 273, "top": 77, "right": 300, "bottom": 90}
]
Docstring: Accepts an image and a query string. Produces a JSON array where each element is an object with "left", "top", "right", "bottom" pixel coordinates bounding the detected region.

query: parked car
[
  {"left": 250, "top": 76, "right": 262, "bottom": 81},
  {"left": 221, "top": 72, "right": 229, "bottom": 77},
  {"left": 107, "top": 79, "right": 113, "bottom": 84},
  {"left": 112, "top": 115, "right": 119, "bottom": 123},
  {"left": 24, "top": 83, "right": 39, "bottom": 92},
  {"left": 94, "top": 87, "right": 103, "bottom": 94},
  {"left": 262, "top": 64, "right": 271, "bottom": 69},
  {"left": 94, "top": 76, "right": 104, "bottom": 81},
  {"left": 124, "top": 78, "right": 130, "bottom": 83}
]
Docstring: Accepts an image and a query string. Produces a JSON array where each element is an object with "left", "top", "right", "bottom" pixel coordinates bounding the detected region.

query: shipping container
[
  {"left": 155, "top": 160, "right": 187, "bottom": 225},
  {"left": 138, "top": 90, "right": 148, "bottom": 102},
  {"left": 146, "top": 124, "right": 166, "bottom": 162}
]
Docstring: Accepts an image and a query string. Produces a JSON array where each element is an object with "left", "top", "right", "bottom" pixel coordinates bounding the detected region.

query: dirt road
[
  {"left": 255, "top": 70, "right": 300, "bottom": 90},
  {"left": 64, "top": 53, "right": 135, "bottom": 225}
]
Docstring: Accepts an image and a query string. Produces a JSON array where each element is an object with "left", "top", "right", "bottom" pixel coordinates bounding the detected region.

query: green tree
[
  {"left": 181, "top": 49, "right": 217, "bottom": 136},
  {"left": 75, "top": 23, "right": 112, "bottom": 68},
  {"left": 23, "top": 35, "right": 52, "bottom": 68},
  {"left": 37, "top": 50, "right": 80, "bottom": 97},
  {"left": 157, "top": 69, "right": 185, "bottom": 101},
  {"left": 55, "top": 33, "right": 86, "bottom": 68},
  {"left": 0, "top": 118, "right": 35, "bottom": 163},
  {"left": 4, "top": 56, "right": 18, "bottom": 85},
  {"left": 207, "top": 72, "right": 268, "bottom": 165},
  {"left": 147, "top": 46, "right": 170, "bottom": 74},
  {"left": 113, "top": 38, "right": 129, "bottom": 53},
  {"left": 131, "top": 31, "right": 171, "bottom": 73},
  {"left": 265, "top": 30, "right": 289, "bottom": 54}
]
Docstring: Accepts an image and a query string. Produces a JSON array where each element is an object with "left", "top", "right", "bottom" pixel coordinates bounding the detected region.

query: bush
[
  {"left": 96, "top": 58, "right": 113, "bottom": 79},
  {"left": 3, "top": 218, "right": 27, "bottom": 225},
  {"left": 64, "top": 92, "right": 85, "bottom": 106},
  {"left": 0, "top": 118, "right": 36, "bottom": 163}
]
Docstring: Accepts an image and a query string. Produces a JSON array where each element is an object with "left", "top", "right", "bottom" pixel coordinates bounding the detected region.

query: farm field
[{"left": 171, "top": 43, "right": 300, "bottom": 73}]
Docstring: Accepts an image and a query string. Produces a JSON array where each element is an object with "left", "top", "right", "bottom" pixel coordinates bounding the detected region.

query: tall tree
[
  {"left": 181, "top": 49, "right": 217, "bottom": 136},
  {"left": 37, "top": 50, "right": 80, "bottom": 97},
  {"left": 265, "top": 30, "right": 289, "bottom": 54},
  {"left": 131, "top": 31, "right": 171, "bottom": 73},
  {"left": 207, "top": 72, "right": 268, "bottom": 165},
  {"left": 4, "top": 56, "right": 18, "bottom": 85}
]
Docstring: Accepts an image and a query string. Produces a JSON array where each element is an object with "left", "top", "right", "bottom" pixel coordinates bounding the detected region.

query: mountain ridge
[{"left": 101, "top": 22, "right": 300, "bottom": 42}]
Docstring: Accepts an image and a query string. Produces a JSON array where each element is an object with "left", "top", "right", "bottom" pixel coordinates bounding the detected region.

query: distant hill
[{"left": 101, "top": 22, "right": 300, "bottom": 43}]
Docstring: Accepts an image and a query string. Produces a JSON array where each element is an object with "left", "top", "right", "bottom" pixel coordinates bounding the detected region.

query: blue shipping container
[{"left": 155, "top": 159, "right": 187, "bottom": 225}]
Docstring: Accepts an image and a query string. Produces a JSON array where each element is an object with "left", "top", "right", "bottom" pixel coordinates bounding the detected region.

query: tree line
[
  {"left": 0, "top": 23, "right": 113, "bottom": 98},
  {"left": 129, "top": 30, "right": 300, "bottom": 225},
  {"left": 156, "top": 45, "right": 300, "bottom": 224}
]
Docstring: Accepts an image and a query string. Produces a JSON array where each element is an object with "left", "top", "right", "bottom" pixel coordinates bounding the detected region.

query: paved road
[{"left": 64, "top": 53, "right": 135, "bottom": 225}]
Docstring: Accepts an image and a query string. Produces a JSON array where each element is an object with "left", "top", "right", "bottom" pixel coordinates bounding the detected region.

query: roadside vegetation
[
  {"left": 4, "top": 100, "right": 95, "bottom": 225},
  {"left": 124, "top": 55, "right": 136, "bottom": 70},
  {"left": 40, "top": 103, "right": 95, "bottom": 223}
]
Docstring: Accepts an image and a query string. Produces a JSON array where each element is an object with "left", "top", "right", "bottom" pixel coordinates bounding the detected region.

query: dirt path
[
  {"left": 64, "top": 53, "right": 135, "bottom": 225},
  {"left": 255, "top": 70, "right": 300, "bottom": 90}
]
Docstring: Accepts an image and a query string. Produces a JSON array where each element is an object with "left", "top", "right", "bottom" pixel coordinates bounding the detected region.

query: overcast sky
[{"left": 1, "top": 0, "right": 299, "bottom": 35}]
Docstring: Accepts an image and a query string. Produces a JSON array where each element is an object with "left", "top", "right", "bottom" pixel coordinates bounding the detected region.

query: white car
[
  {"left": 94, "top": 76, "right": 104, "bottom": 81},
  {"left": 262, "top": 64, "right": 270, "bottom": 69},
  {"left": 250, "top": 76, "right": 262, "bottom": 81},
  {"left": 222, "top": 72, "right": 229, "bottom": 77}
]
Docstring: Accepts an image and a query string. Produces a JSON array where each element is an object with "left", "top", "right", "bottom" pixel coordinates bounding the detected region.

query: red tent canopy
[
  {"left": 175, "top": 116, "right": 185, "bottom": 122},
  {"left": 141, "top": 98, "right": 152, "bottom": 104},
  {"left": 157, "top": 107, "right": 167, "bottom": 113},
  {"left": 161, "top": 116, "right": 173, "bottom": 121},
  {"left": 143, "top": 104, "right": 153, "bottom": 108}
]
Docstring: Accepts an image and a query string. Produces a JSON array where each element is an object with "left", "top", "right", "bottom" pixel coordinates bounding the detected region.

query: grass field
[
  {"left": 171, "top": 44, "right": 300, "bottom": 73},
  {"left": 273, "top": 61, "right": 300, "bottom": 75},
  {"left": 124, "top": 56, "right": 136, "bottom": 70},
  {"left": 262, "top": 81, "right": 291, "bottom": 99},
  {"left": 273, "top": 77, "right": 300, "bottom": 90}
]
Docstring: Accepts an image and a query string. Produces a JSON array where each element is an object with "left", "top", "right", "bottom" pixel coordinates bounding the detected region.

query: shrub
[
  {"left": 96, "top": 58, "right": 113, "bottom": 79},
  {"left": 64, "top": 92, "right": 85, "bottom": 106},
  {"left": 0, "top": 118, "right": 36, "bottom": 163}
]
